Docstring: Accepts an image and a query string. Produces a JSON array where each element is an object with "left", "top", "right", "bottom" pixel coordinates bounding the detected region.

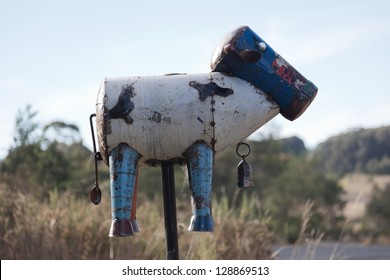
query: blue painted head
[{"left": 210, "top": 26, "right": 318, "bottom": 121}]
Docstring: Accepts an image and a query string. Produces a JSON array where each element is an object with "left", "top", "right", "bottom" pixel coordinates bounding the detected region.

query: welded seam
[{"left": 209, "top": 73, "right": 216, "bottom": 151}]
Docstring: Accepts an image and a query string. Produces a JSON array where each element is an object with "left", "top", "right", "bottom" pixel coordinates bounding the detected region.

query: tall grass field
[{"left": 0, "top": 183, "right": 272, "bottom": 260}]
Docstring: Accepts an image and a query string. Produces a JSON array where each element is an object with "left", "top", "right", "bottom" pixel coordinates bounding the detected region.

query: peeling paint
[
  {"left": 196, "top": 116, "right": 204, "bottom": 124},
  {"left": 272, "top": 55, "right": 307, "bottom": 92},
  {"left": 189, "top": 81, "right": 233, "bottom": 101},
  {"left": 149, "top": 111, "right": 162, "bottom": 123},
  {"left": 109, "top": 84, "right": 136, "bottom": 124}
]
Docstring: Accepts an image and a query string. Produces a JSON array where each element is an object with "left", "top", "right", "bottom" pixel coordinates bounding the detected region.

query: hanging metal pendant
[
  {"left": 89, "top": 114, "right": 103, "bottom": 205},
  {"left": 236, "top": 142, "right": 253, "bottom": 188}
]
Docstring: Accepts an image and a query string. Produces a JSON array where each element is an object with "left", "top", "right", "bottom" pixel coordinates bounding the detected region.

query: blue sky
[{"left": 1, "top": 0, "right": 389, "bottom": 158}]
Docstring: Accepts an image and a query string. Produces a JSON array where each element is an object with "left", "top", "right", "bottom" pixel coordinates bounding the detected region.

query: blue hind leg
[
  {"left": 186, "top": 142, "right": 214, "bottom": 232},
  {"left": 108, "top": 144, "right": 140, "bottom": 237}
]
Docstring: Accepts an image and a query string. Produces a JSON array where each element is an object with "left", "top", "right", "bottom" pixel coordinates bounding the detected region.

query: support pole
[{"left": 161, "top": 162, "right": 179, "bottom": 260}]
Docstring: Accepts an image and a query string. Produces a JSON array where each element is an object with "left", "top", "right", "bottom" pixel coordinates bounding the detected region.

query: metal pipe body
[{"left": 96, "top": 72, "right": 279, "bottom": 166}]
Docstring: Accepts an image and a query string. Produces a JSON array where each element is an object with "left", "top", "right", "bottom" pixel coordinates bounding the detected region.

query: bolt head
[{"left": 257, "top": 42, "right": 266, "bottom": 52}]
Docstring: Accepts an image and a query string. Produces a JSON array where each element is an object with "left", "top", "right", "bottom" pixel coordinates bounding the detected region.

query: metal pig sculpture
[{"left": 90, "top": 26, "right": 317, "bottom": 237}]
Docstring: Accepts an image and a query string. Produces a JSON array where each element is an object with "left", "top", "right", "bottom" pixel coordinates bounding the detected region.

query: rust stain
[
  {"left": 116, "top": 144, "right": 125, "bottom": 162},
  {"left": 162, "top": 117, "right": 171, "bottom": 123},
  {"left": 148, "top": 111, "right": 162, "bottom": 123},
  {"left": 110, "top": 219, "right": 134, "bottom": 237},
  {"left": 223, "top": 42, "right": 263, "bottom": 63},
  {"left": 237, "top": 49, "right": 262, "bottom": 63},
  {"left": 144, "top": 158, "right": 186, "bottom": 167},
  {"left": 193, "top": 195, "right": 210, "bottom": 209},
  {"left": 281, "top": 92, "right": 311, "bottom": 121},
  {"left": 272, "top": 55, "right": 308, "bottom": 91},
  {"left": 89, "top": 186, "right": 101, "bottom": 205}
]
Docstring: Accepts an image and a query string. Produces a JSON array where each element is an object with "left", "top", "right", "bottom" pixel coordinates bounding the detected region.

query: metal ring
[{"left": 236, "top": 142, "right": 251, "bottom": 158}]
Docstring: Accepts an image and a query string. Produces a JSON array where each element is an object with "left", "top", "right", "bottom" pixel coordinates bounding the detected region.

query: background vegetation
[
  {"left": 313, "top": 126, "right": 390, "bottom": 175},
  {"left": 1, "top": 106, "right": 389, "bottom": 259}
]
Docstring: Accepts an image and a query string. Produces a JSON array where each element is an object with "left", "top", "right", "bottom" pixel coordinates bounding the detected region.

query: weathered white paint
[{"left": 96, "top": 72, "right": 279, "bottom": 166}]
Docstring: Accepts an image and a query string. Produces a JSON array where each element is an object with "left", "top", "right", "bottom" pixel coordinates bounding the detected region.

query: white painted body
[{"left": 96, "top": 72, "right": 279, "bottom": 166}]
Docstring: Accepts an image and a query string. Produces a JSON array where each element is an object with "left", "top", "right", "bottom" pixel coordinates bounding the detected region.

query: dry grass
[
  {"left": 0, "top": 183, "right": 272, "bottom": 260},
  {"left": 340, "top": 173, "right": 390, "bottom": 220}
]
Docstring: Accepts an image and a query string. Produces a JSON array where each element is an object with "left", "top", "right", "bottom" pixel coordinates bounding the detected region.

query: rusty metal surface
[
  {"left": 89, "top": 186, "right": 101, "bottom": 205},
  {"left": 236, "top": 142, "right": 253, "bottom": 188},
  {"left": 130, "top": 171, "right": 139, "bottom": 233},
  {"left": 237, "top": 158, "right": 253, "bottom": 188}
]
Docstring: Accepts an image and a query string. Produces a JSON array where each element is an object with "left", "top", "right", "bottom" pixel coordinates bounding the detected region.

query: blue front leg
[
  {"left": 186, "top": 142, "right": 214, "bottom": 232},
  {"left": 109, "top": 143, "right": 140, "bottom": 237}
]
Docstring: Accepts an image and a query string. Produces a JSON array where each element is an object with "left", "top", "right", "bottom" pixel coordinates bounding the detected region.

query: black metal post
[{"left": 161, "top": 162, "right": 179, "bottom": 260}]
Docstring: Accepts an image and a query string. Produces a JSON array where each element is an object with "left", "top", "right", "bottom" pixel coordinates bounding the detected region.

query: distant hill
[
  {"left": 312, "top": 126, "right": 390, "bottom": 175},
  {"left": 278, "top": 136, "right": 307, "bottom": 155}
]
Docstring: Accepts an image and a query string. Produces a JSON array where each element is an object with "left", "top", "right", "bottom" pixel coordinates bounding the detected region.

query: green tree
[
  {"left": 262, "top": 156, "right": 345, "bottom": 242},
  {"left": 0, "top": 105, "right": 94, "bottom": 199},
  {"left": 313, "top": 126, "right": 390, "bottom": 175},
  {"left": 12, "top": 104, "right": 40, "bottom": 147},
  {"left": 365, "top": 184, "right": 390, "bottom": 237},
  {"left": 1, "top": 105, "right": 42, "bottom": 193}
]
